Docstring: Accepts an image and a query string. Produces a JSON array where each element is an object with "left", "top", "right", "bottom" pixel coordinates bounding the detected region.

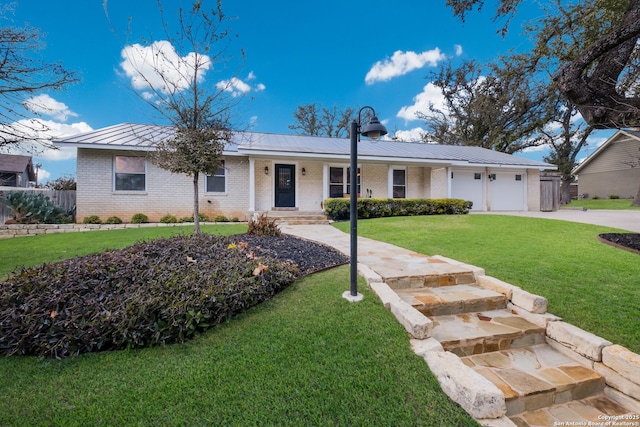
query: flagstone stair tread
[
  {"left": 463, "top": 344, "right": 606, "bottom": 415},
  {"left": 395, "top": 284, "right": 507, "bottom": 316},
  {"left": 509, "top": 394, "right": 632, "bottom": 426},
  {"left": 430, "top": 309, "right": 546, "bottom": 355}
]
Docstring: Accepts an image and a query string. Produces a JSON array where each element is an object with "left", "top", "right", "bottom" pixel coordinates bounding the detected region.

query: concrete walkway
[
  {"left": 472, "top": 209, "right": 640, "bottom": 233},
  {"left": 280, "top": 222, "right": 640, "bottom": 426}
]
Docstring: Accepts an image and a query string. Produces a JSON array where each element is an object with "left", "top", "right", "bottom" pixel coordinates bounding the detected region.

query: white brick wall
[
  {"left": 77, "top": 149, "right": 250, "bottom": 222},
  {"left": 431, "top": 168, "right": 448, "bottom": 198}
]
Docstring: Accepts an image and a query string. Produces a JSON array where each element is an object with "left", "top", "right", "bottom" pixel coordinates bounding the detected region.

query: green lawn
[
  {"left": 564, "top": 198, "right": 640, "bottom": 210},
  {"left": 0, "top": 225, "right": 479, "bottom": 426},
  {"left": 334, "top": 215, "right": 640, "bottom": 354},
  {"left": 0, "top": 270, "right": 477, "bottom": 426},
  {"left": 0, "top": 224, "right": 246, "bottom": 278}
]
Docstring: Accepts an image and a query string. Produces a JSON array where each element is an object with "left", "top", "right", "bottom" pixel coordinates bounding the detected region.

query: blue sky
[{"left": 7, "top": 0, "right": 613, "bottom": 182}]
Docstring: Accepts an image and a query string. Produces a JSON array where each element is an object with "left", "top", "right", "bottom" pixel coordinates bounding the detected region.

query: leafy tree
[
  {"left": 0, "top": 4, "right": 77, "bottom": 148},
  {"left": 540, "top": 100, "right": 595, "bottom": 204},
  {"left": 419, "top": 56, "right": 554, "bottom": 154},
  {"left": 108, "top": 0, "right": 242, "bottom": 234},
  {"left": 288, "top": 103, "right": 357, "bottom": 138},
  {"left": 446, "top": 0, "right": 640, "bottom": 129}
]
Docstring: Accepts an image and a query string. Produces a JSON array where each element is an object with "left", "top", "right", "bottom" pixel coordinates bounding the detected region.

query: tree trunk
[
  {"left": 193, "top": 172, "right": 200, "bottom": 235},
  {"left": 633, "top": 182, "right": 640, "bottom": 207},
  {"left": 560, "top": 179, "right": 572, "bottom": 205}
]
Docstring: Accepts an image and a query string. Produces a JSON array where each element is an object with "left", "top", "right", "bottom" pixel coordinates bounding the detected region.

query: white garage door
[
  {"left": 490, "top": 172, "right": 526, "bottom": 211},
  {"left": 451, "top": 171, "right": 485, "bottom": 211}
]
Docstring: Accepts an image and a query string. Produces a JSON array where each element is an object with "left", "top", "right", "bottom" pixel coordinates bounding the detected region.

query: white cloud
[
  {"left": 216, "top": 77, "right": 251, "bottom": 97},
  {"left": 365, "top": 49, "right": 446, "bottom": 85},
  {"left": 454, "top": 44, "right": 463, "bottom": 56},
  {"left": 390, "top": 127, "right": 430, "bottom": 142},
  {"left": 0, "top": 119, "right": 91, "bottom": 161},
  {"left": 120, "top": 40, "right": 211, "bottom": 95},
  {"left": 396, "top": 82, "right": 446, "bottom": 122},
  {"left": 23, "top": 94, "right": 78, "bottom": 122},
  {"left": 36, "top": 168, "right": 51, "bottom": 181},
  {"left": 255, "top": 83, "right": 266, "bottom": 92}
]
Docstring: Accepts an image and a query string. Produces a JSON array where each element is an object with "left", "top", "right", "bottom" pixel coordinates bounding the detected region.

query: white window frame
[
  {"left": 388, "top": 166, "right": 407, "bottom": 198},
  {"left": 205, "top": 160, "right": 226, "bottom": 193},
  {"left": 113, "top": 155, "right": 146, "bottom": 192}
]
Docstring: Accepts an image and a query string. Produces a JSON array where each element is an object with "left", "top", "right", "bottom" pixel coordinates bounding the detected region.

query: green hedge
[{"left": 323, "top": 198, "right": 473, "bottom": 221}]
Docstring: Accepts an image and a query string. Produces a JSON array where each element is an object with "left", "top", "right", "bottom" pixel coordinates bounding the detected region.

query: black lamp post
[{"left": 343, "top": 106, "right": 388, "bottom": 302}]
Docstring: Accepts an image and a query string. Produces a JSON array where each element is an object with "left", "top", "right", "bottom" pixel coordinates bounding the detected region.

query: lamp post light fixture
[{"left": 343, "top": 106, "right": 387, "bottom": 302}]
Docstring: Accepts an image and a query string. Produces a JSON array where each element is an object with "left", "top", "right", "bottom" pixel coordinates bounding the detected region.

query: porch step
[
  {"left": 430, "top": 309, "right": 546, "bottom": 356},
  {"left": 509, "top": 393, "right": 636, "bottom": 426},
  {"left": 263, "top": 211, "right": 330, "bottom": 225},
  {"left": 462, "top": 344, "right": 606, "bottom": 417},
  {"left": 395, "top": 284, "right": 507, "bottom": 317}
]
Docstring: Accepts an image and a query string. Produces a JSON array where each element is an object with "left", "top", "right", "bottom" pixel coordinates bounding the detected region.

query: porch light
[
  {"left": 264, "top": 166, "right": 269, "bottom": 175},
  {"left": 343, "top": 106, "right": 388, "bottom": 302},
  {"left": 301, "top": 167, "right": 306, "bottom": 176}
]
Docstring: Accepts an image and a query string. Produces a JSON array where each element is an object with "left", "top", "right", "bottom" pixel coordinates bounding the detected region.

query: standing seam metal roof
[{"left": 53, "top": 122, "right": 554, "bottom": 168}]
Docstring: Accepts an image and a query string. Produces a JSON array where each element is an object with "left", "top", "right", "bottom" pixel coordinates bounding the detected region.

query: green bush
[
  {"left": 160, "top": 214, "right": 178, "bottom": 223},
  {"left": 609, "top": 195, "right": 620, "bottom": 199},
  {"left": 323, "top": 197, "right": 473, "bottom": 221},
  {"left": 214, "top": 215, "right": 229, "bottom": 222},
  {"left": 130, "top": 213, "right": 149, "bottom": 224},
  {"left": 248, "top": 213, "right": 281, "bottom": 236},
  {"left": 178, "top": 213, "right": 209, "bottom": 223},
  {"left": 0, "top": 191, "right": 74, "bottom": 224},
  {"left": 0, "top": 234, "right": 298, "bottom": 358},
  {"left": 105, "top": 216, "right": 123, "bottom": 224},
  {"left": 230, "top": 217, "right": 239, "bottom": 222},
  {"left": 82, "top": 215, "right": 102, "bottom": 224}
]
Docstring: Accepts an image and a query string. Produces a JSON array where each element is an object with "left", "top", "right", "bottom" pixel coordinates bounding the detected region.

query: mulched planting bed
[
  {"left": 229, "top": 234, "right": 349, "bottom": 275},
  {"left": 598, "top": 233, "right": 640, "bottom": 254},
  {"left": 0, "top": 234, "right": 349, "bottom": 358}
]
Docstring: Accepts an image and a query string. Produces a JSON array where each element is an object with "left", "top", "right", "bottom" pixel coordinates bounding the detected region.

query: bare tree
[
  {"left": 0, "top": 4, "right": 78, "bottom": 149},
  {"left": 109, "top": 0, "right": 242, "bottom": 234},
  {"left": 288, "top": 103, "right": 355, "bottom": 138}
]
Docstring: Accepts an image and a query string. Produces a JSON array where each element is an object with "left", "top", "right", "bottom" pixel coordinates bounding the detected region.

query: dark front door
[{"left": 275, "top": 164, "right": 295, "bottom": 207}]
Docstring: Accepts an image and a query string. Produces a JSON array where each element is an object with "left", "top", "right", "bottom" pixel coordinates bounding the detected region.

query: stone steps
[
  {"left": 396, "top": 284, "right": 507, "bottom": 317},
  {"left": 462, "top": 344, "right": 606, "bottom": 416},
  {"left": 508, "top": 393, "right": 634, "bottom": 426},
  {"left": 394, "top": 278, "right": 639, "bottom": 424},
  {"left": 430, "top": 309, "right": 546, "bottom": 357},
  {"left": 263, "top": 211, "right": 330, "bottom": 225}
]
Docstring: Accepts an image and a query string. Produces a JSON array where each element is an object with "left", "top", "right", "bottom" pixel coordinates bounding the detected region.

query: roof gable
[
  {"left": 0, "top": 154, "right": 35, "bottom": 178},
  {"left": 573, "top": 130, "right": 640, "bottom": 174}
]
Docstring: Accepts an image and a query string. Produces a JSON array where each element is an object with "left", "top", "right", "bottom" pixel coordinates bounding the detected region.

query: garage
[
  {"left": 451, "top": 169, "right": 527, "bottom": 211},
  {"left": 451, "top": 170, "right": 485, "bottom": 211},
  {"left": 489, "top": 171, "right": 526, "bottom": 211}
]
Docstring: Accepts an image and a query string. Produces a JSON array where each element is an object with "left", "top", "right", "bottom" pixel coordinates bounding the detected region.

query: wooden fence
[{"left": 0, "top": 187, "right": 76, "bottom": 224}]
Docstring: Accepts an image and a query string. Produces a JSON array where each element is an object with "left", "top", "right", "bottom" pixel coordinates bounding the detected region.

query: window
[
  {"left": 206, "top": 160, "right": 226, "bottom": 192},
  {"left": 474, "top": 173, "right": 482, "bottom": 180},
  {"left": 515, "top": 174, "right": 522, "bottom": 181},
  {"left": 329, "top": 166, "right": 360, "bottom": 197},
  {"left": 329, "top": 167, "right": 344, "bottom": 198},
  {"left": 346, "top": 167, "right": 361, "bottom": 195},
  {"left": 114, "top": 156, "right": 145, "bottom": 191},
  {"left": 393, "top": 169, "right": 406, "bottom": 198}
]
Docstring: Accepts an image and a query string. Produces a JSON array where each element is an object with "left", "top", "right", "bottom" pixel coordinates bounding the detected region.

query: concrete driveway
[{"left": 472, "top": 209, "right": 640, "bottom": 233}]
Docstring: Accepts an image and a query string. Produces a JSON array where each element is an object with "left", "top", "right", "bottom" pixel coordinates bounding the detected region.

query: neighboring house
[
  {"left": 54, "top": 123, "right": 555, "bottom": 222},
  {"left": 0, "top": 154, "right": 35, "bottom": 188},
  {"left": 572, "top": 130, "right": 640, "bottom": 199}
]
